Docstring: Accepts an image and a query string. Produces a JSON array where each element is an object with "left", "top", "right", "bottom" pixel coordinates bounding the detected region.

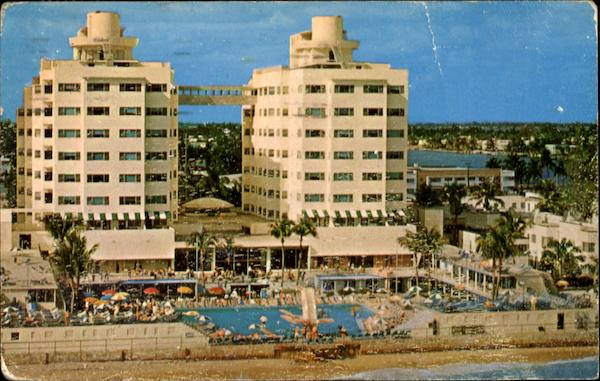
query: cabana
[{"left": 313, "top": 274, "right": 385, "bottom": 294}]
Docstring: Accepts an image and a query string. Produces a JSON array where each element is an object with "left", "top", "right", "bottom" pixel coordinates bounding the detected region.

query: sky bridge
[{"left": 177, "top": 85, "right": 256, "bottom": 106}]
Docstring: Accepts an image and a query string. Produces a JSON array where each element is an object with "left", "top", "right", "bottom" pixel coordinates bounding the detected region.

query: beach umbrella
[
  {"left": 407, "top": 286, "right": 422, "bottom": 294},
  {"left": 430, "top": 293, "right": 443, "bottom": 300},
  {"left": 144, "top": 287, "right": 160, "bottom": 295},
  {"left": 111, "top": 293, "right": 128, "bottom": 301},
  {"left": 177, "top": 286, "right": 193, "bottom": 295},
  {"left": 183, "top": 310, "right": 199, "bottom": 317},
  {"left": 259, "top": 315, "right": 268, "bottom": 324},
  {"left": 93, "top": 299, "right": 109, "bottom": 306},
  {"left": 83, "top": 291, "right": 94, "bottom": 297},
  {"left": 556, "top": 280, "right": 569, "bottom": 288},
  {"left": 84, "top": 297, "right": 98, "bottom": 303},
  {"left": 376, "top": 288, "right": 388, "bottom": 294},
  {"left": 208, "top": 287, "right": 226, "bottom": 296},
  {"left": 183, "top": 197, "right": 233, "bottom": 210},
  {"left": 102, "top": 289, "right": 116, "bottom": 296},
  {"left": 342, "top": 286, "right": 355, "bottom": 294},
  {"left": 116, "top": 291, "right": 129, "bottom": 296},
  {"left": 101, "top": 294, "right": 113, "bottom": 301}
]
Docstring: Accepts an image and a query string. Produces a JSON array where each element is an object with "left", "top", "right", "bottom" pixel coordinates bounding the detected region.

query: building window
[
  {"left": 119, "top": 129, "right": 141, "bottom": 138},
  {"left": 119, "top": 196, "right": 141, "bottom": 205},
  {"left": 58, "top": 107, "right": 81, "bottom": 116},
  {"left": 387, "top": 85, "right": 404, "bottom": 94},
  {"left": 146, "top": 107, "right": 168, "bottom": 116},
  {"left": 145, "top": 195, "right": 167, "bottom": 204},
  {"left": 362, "top": 172, "right": 382, "bottom": 181},
  {"left": 363, "top": 108, "right": 383, "bottom": 116},
  {"left": 386, "top": 151, "right": 404, "bottom": 160},
  {"left": 87, "top": 196, "right": 109, "bottom": 205},
  {"left": 58, "top": 196, "right": 80, "bottom": 205},
  {"left": 362, "top": 151, "right": 382, "bottom": 160},
  {"left": 363, "top": 129, "right": 383, "bottom": 138},
  {"left": 145, "top": 173, "right": 167, "bottom": 182},
  {"left": 87, "top": 107, "right": 110, "bottom": 116},
  {"left": 58, "top": 129, "right": 81, "bottom": 138},
  {"left": 145, "top": 152, "right": 167, "bottom": 161},
  {"left": 305, "top": 108, "right": 326, "bottom": 118},
  {"left": 58, "top": 83, "right": 80, "bottom": 92},
  {"left": 386, "top": 172, "right": 403, "bottom": 180},
  {"left": 119, "top": 174, "right": 141, "bottom": 183},
  {"left": 304, "top": 194, "right": 324, "bottom": 202},
  {"left": 388, "top": 129, "right": 404, "bottom": 138},
  {"left": 334, "top": 108, "right": 354, "bottom": 116},
  {"left": 58, "top": 174, "right": 80, "bottom": 183},
  {"left": 87, "top": 83, "right": 110, "bottom": 92},
  {"left": 364, "top": 85, "right": 384, "bottom": 93},
  {"left": 583, "top": 242, "right": 596, "bottom": 252},
  {"left": 304, "top": 172, "right": 325, "bottom": 181},
  {"left": 386, "top": 193, "right": 403, "bottom": 201},
  {"left": 333, "top": 194, "right": 353, "bottom": 203},
  {"left": 305, "top": 85, "right": 326, "bottom": 93},
  {"left": 387, "top": 108, "right": 405, "bottom": 117},
  {"left": 334, "top": 151, "right": 354, "bottom": 160},
  {"left": 86, "top": 129, "right": 109, "bottom": 138},
  {"left": 333, "top": 172, "right": 353, "bottom": 181},
  {"left": 305, "top": 129, "right": 325, "bottom": 138},
  {"left": 334, "top": 129, "right": 354, "bottom": 138},
  {"left": 58, "top": 152, "right": 80, "bottom": 160},
  {"left": 305, "top": 151, "right": 325, "bottom": 160},
  {"left": 120, "top": 152, "right": 141, "bottom": 161},
  {"left": 119, "top": 107, "right": 142, "bottom": 116},
  {"left": 87, "top": 174, "right": 109, "bottom": 183},
  {"left": 146, "top": 84, "right": 167, "bottom": 92},
  {"left": 146, "top": 129, "right": 168, "bottom": 138},
  {"left": 334, "top": 85, "right": 354, "bottom": 93},
  {"left": 87, "top": 152, "right": 110, "bottom": 161},
  {"left": 362, "top": 194, "right": 382, "bottom": 202},
  {"left": 119, "top": 83, "right": 142, "bottom": 92}
]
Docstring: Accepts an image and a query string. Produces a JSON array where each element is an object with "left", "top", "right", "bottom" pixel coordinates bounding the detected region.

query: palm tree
[
  {"left": 497, "top": 209, "right": 530, "bottom": 264},
  {"left": 582, "top": 257, "right": 598, "bottom": 295},
  {"left": 470, "top": 179, "right": 505, "bottom": 212},
  {"left": 441, "top": 182, "right": 468, "bottom": 245},
  {"left": 187, "top": 230, "right": 216, "bottom": 287},
  {"left": 415, "top": 183, "right": 443, "bottom": 208},
  {"left": 270, "top": 219, "right": 294, "bottom": 287},
  {"left": 293, "top": 219, "right": 317, "bottom": 285},
  {"left": 399, "top": 226, "right": 445, "bottom": 293},
  {"left": 48, "top": 227, "right": 98, "bottom": 312},
  {"left": 535, "top": 179, "right": 564, "bottom": 215},
  {"left": 476, "top": 224, "right": 507, "bottom": 300},
  {"left": 541, "top": 239, "right": 584, "bottom": 281}
]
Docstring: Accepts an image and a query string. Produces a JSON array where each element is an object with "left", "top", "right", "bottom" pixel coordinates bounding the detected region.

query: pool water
[{"left": 179, "top": 304, "right": 374, "bottom": 336}]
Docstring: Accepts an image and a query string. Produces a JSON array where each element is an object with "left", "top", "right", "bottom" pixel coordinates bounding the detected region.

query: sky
[{"left": 1, "top": 1, "right": 597, "bottom": 123}]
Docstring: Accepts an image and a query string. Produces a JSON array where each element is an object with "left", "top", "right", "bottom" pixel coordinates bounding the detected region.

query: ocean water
[
  {"left": 341, "top": 356, "right": 598, "bottom": 380},
  {"left": 408, "top": 150, "right": 497, "bottom": 169}
]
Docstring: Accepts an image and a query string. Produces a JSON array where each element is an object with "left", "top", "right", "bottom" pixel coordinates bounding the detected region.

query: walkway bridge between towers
[{"left": 177, "top": 85, "right": 256, "bottom": 106}]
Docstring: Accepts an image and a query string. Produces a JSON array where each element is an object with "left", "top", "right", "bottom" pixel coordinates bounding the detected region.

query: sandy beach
[{"left": 4, "top": 346, "right": 597, "bottom": 381}]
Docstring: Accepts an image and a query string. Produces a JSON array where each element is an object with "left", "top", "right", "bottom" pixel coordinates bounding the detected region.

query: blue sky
[{"left": 1, "top": 1, "right": 597, "bottom": 123}]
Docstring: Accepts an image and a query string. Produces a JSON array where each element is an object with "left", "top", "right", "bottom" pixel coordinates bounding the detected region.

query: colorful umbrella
[
  {"left": 556, "top": 280, "right": 569, "bottom": 288},
  {"left": 177, "top": 286, "right": 194, "bottom": 294},
  {"left": 144, "top": 287, "right": 160, "bottom": 295},
  {"left": 208, "top": 287, "right": 226, "bottom": 296},
  {"left": 101, "top": 294, "right": 113, "bottom": 301},
  {"left": 93, "top": 299, "right": 109, "bottom": 306},
  {"left": 102, "top": 289, "right": 116, "bottom": 296},
  {"left": 111, "top": 293, "right": 128, "bottom": 301},
  {"left": 84, "top": 297, "right": 98, "bottom": 303}
]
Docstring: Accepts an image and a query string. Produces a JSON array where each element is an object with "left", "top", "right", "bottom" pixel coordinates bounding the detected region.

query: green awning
[
  {"left": 77, "top": 213, "right": 84, "bottom": 220},
  {"left": 165, "top": 211, "right": 171, "bottom": 219},
  {"left": 99, "top": 213, "right": 106, "bottom": 221},
  {"left": 303, "top": 210, "right": 310, "bottom": 220},
  {"left": 111, "top": 213, "right": 118, "bottom": 221},
  {"left": 154, "top": 211, "right": 161, "bottom": 219},
  {"left": 123, "top": 213, "right": 130, "bottom": 221},
  {"left": 134, "top": 212, "right": 142, "bottom": 221},
  {"left": 88, "top": 213, "right": 95, "bottom": 221},
  {"left": 312, "top": 210, "right": 319, "bottom": 219},
  {"left": 377, "top": 210, "right": 385, "bottom": 218},
  {"left": 334, "top": 211, "right": 342, "bottom": 219},
  {"left": 323, "top": 210, "right": 330, "bottom": 218},
  {"left": 366, "top": 210, "right": 374, "bottom": 219},
  {"left": 345, "top": 210, "right": 353, "bottom": 219},
  {"left": 356, "top": 211, "right": 363, "bottom": 219}
]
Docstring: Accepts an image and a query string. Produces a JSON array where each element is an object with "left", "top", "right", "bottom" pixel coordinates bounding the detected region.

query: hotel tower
[
  {"left": 15, "top": 11, "right": 179, "bottom": 228},
  {"left": 241, "top": 16, "right": 408, "bottom": 225}
]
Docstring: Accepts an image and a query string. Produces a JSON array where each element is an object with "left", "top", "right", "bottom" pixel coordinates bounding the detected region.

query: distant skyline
[{"left": 1, "top": 1, "right": 597, "bottom": 123}]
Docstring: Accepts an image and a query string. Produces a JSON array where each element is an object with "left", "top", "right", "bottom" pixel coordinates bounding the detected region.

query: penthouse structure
[
  {"left": 241, "top": 16, "right": 408, "bottom": 226},
  {"left": 15, "top": 11, "right": 179, "bottom": 228}
]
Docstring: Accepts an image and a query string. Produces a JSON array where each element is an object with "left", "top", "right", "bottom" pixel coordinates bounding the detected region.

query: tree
[
  {"left": 0, "top": 119, "right": 17, "bottom": 207},
  {"left": 541, "top": 239, "right": 584, "bottom": 281},
  {"left": 293, "top": 219, "right": 317, "bottom": 285},
  {"left": 187, "top": 230, "right": 216, "bottom": 286},
  {"left": 497, "top": 209, "right": 529, "bottom": 264},
  {"left": 470, "top": 179, "right": 505, "bottom": 212},
  {"left": 270, "top": 219, "right": 294, "bottom": 287},
  {"left": 43, "top": 216, "right": 97, "bottom": 312},
  {"left": 535, "top": 179, "right": 564, "bottom": 215},
  {"left": 476, "top": 224, "right": 507, "bottom": 300},
  {"left": 399, "top": 226, "right": 445, "bottom": 293},
  {"left": 582, "top": 257, "right": 598, "bottom": 295},
  {"left": 441, "top": 182, "right": 468, "bottom": 245},
  {"left": 414, "top": 183, "right": 442, "bottom": 208}
]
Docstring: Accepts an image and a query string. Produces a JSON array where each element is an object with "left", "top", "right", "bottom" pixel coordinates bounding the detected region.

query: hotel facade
[
  {"left": 241, "top": 16, "right": 408, "bottom": 226},
  {"left": 15, "top": 12, "right": 179, "bottom": 228}
]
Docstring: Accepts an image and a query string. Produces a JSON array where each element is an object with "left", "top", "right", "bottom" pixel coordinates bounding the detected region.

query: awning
[
  {"left": 154, "top": 211, "right": 161, "bottom": 220},
  {"left": 356, "top": 210, "right": 364, "bottom": 219},
  {"left": 99, "top": 213, "right": 106, "bottom": 221},
  {"left": 349, "top": 210, "right": 357, "bottom": 218},
  {"left": 111, "top": 213, "right": 118, "bottom": 221},
  {"left": 134, "top": 212, "right": 142, "bottom": 221},
  {"left": 123, "top": 212, "right": 130, "bottom": 221},
  {"left": 165, "top": 211, "right": 171, "bottom": 220},
  {"left": 312, "top": 210, "right": 319, "bottom": 219},
  {"left": 345, "top": 210, "right": 353, "bottom": 219},
  {"left": 65, "top": 212, "right": 73, "bottom": 220},
  {"left": 146, "top": 212, "right": 155, "bottom": 220},
  {"left": 159, "top": 212, "right": 167, "bottom": 220},
  {"left": 77, "top": 212, "right": 84, "bottom": 220},
  {"left": 316, "top": 210, "right": 325, "bottom": 218},
  {"left": 334, "top": 211, "right": 342, "bottom": 219},
  {"left": 366, "top": 210, "right": 374, "bottom": 219},
  {"left": 323, "top": 210, "right": 330, "bottom": 218},
  {"left": 377, "top": 210, "right": 385, "bottom": 218},
  {"left": 303, "top": 210, "right": 310, "bottom": 220},
  {"left": 385, "top": 211, "right": 394, "bottom": 218},
  {"left": 396, "top": 210, "right": 406, "bottom": 217},
  {"left": 88, "top": 213, "right": 95, "bottom": 221}
]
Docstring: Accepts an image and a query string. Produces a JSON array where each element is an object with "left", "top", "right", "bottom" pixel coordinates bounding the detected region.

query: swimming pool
[{"left": 179, "top": 304, "right": 374, "bottom": 336}]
